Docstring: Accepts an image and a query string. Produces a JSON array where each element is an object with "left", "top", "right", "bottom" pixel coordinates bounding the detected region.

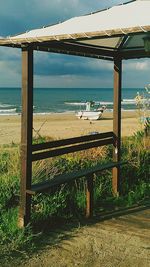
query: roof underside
[{"left": 0, "top": 0, "right": 150, "bottom": 60}]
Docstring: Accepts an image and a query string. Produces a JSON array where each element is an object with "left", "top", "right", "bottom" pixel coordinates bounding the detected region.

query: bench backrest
[{"left": 32, "top": 131, "right": 115, "bottom": 162}]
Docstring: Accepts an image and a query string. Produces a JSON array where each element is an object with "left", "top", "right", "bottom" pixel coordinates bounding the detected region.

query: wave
[
  {"left": 0, "top": 108, "right": 17, "bottom": 113},
  {"left": 122, "top": 98, "right": 150, "bottom": 104},
  {"left": 98, "top": 101, "right": 113, "bottom": 105},
  {"left": 65, "top": 99, "right": 138, "bottom": 106},
  {"left": 122, "top": 99, "right": 136, "bottom": 104},
  {"left": 121, "top": 108, "right": 135, "bottom": 111},
  {"left": 0, "top": 103, "right": 15, "bottom": 108},
  {"left": 33, "top": 111, "right": 75, "bottom": 115},
  {"left": 65, "top": 102, "right": 87, "bottom": 106}
]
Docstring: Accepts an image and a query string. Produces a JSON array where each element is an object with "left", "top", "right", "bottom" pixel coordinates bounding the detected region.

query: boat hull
[{"left": 76, "top": 111, "right": 102, "bottom": 120}]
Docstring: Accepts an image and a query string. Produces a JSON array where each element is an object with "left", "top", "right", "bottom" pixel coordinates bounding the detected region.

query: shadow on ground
[{"left": 1, "top": 201, "right": 150, "bottom": 267}]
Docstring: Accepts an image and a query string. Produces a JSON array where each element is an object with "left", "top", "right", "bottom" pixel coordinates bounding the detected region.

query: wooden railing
[{"left": 32, "top": 131, "right": 114, "bottom": 161}]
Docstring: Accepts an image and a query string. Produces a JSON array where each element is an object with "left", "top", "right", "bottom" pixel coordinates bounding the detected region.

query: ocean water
[{"left": 0, "top": 87, "right": 145, "bottom": 115}]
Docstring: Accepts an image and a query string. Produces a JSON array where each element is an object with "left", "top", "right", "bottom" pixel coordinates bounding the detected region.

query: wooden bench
[
  {"left": 19, "top": 131, "right": 126, "bottom": 225},
  {"left": 27, "top": 160, "right": 126, "bottom": 218}
]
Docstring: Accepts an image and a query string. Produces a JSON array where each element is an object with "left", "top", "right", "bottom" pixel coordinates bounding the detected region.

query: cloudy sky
[{"left": 0, "top": 0, "right": 149, "bottom": 88}]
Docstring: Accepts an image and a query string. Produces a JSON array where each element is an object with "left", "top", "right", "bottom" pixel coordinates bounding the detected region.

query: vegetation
[{"left": 0, "top": 132, "right": 149, "bottom": 264}]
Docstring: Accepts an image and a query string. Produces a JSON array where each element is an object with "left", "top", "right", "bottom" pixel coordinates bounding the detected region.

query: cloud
[
  {"left": 123, "top": 59, "right": 150, "bottom": 72},
  {"left": 0, "top": 60, "right": 21, "bottom": 87},
  {"left": 0, "top": 0, "right": 149, "bottom": 88},
  {"left": 34, "top": 72, "right": 114, "bottom": 88},
  {"left": 122, "top": 59, "right": 150, "bottom": 88},
  {"left": 0, "top": 47, "right": 20, "bottom": 61},
  {"left": 0, "top": 0, "right": 129, "bottom": 36},
  {"left": 34, "top": 51, "right": 113, "bottom": 76},
  {"left": 135, "top": 62, "right": 149, "bottom": 71}
]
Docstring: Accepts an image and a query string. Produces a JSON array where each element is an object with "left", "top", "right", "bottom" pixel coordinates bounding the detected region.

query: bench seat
[{"left": 26, "top": 161, "right": 126, "bottom": 195}]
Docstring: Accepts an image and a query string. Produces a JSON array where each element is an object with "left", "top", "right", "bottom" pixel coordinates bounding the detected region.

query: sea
[{"left": 0, "top": 87, "right": 146, "bottom": 115}]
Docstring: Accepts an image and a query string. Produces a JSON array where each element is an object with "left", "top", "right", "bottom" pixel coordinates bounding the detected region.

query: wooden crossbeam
[
  {"left": 32, "top": 131, "right": 114, "bottom": 152},
  {"left": 32, "top": 137, "right": 114, "bottom": 162}
]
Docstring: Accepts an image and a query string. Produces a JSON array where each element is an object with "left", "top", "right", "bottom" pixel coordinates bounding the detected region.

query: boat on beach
[{"left": 76, "top": 101, "right": 106, "bottom": 120}]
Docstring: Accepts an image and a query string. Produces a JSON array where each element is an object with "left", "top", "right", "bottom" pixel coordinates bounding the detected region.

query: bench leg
[{"left": 86, "top": 175, "right": 94, "bottom": 218}]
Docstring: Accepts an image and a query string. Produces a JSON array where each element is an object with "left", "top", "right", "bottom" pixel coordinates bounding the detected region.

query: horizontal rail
[
  {"left": 32, "top": 131, "right": 114, "bottom": 152},
  {"left": 32, "top": 137, "right": 114, "bottom": 162}
]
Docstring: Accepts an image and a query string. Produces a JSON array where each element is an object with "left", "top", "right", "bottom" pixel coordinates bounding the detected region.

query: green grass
[{"left": 0, "top": 132, "right": 149, "bottom": 263}]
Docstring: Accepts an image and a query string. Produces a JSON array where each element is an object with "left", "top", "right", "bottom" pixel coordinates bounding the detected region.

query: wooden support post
[
  {"left": 112, "top": 55, "right": 122, "bottom": 196},
  {"left": 86, "top": 175, "right": 94, "bottom": 218},
  {"left": 18, "top": 47, "right": 33, "bottom": 227}
]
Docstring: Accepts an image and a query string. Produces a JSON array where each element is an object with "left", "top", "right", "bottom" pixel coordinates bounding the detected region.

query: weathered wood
[
  {"left": 26, "top": 161, "right": 126, "bottom": 195},
  {"left": 32, "top": 137, "right": 114, "bottom": 162},
  {"left": 112, "top": 55, "right": 122, "bottom": 196},
  {"left": 86, "top": 175, "right": 94, "bottom": 218},
  {"left": 33, "top": 41, "right": 115, "bottom": 58},
  {"left": 32, "top": 131, "right": 113, "bottom": 152},
  {"left": 18, "top": 47, "right": 33, "bottom": 227}
]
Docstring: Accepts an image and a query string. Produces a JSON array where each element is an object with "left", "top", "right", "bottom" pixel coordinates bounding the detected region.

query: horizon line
[{"left": 0, "top": 86, "right": 143, "bottom": 89}]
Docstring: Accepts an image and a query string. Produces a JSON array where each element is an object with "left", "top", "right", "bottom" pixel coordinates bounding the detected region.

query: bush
[{"left": 0, "top": 133, "right": 149, "bottom": 259}]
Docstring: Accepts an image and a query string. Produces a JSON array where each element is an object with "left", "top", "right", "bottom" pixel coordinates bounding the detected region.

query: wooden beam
[
  {"left": 33, "top": 41, "right": 115, "bottom": 60},
  {"left": 86, "top": 175, "right": 94, "bottom": 218},
  {"left": 56, "top": 41, "right": 115, "bottom": 57},
  {"left": 32, "top": 137, "right": 114, "bottom": 162},
  {"left": 122, "top": 49, "right": 150, "bottom": 59},
  {"left": 18, "top": 47, "right": 33, "bottom": 227},
  {"left": 112, "top": 55, "right": 122, "bottom": 196},
  {"left": 32, "top": 131, "right": 113, "bottom": 152},
  {"left": 34, "top": 45, "right": 114, "bottom": 61}
]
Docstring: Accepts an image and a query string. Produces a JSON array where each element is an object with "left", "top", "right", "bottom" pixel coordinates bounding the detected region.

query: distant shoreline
[{"left": 0, "top": 109, "right": 137, "bottom": 116}]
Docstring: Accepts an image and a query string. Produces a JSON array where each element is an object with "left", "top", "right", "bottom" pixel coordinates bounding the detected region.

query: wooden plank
[
  {"left": 32, "top": 131, "right": 114, "bottom": 152},
  {"left": 32, "top": 137, "right": 114, "bottom": 161},
  {"left": 122, "top": 49, "right": 150, "bottom": 59},
  {"left": 26, "top": 161, "right": 127, "bottom": 195},
  {"left": 86, "top": 175, "right": 94, "bottom": 219},
  {"left": 35, "top": 41, "right": 115, "bottom": 57},
  {"left": 33, "top": 40, "right": 115, "bottom": 61},
  {"left": 34, "top": 45, "right": 114, "bottom": 61},
  {"left": 18, "top": 47, "right": 33, "bottom": 228},
  {"left": 112, "top": 55, "right": 122, "bottom": 196}
]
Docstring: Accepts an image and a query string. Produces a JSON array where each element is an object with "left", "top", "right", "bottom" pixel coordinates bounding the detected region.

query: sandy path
[
  {"left": 0, "top": 111, "right": 140, "bottom": 145},
  {"left": 21, "top": 208, "right": 150, "bottom": 267}
]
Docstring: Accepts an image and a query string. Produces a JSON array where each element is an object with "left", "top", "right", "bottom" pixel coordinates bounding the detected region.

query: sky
[{"left": 0, "top": 0, "right": 149, "bottom": 88}]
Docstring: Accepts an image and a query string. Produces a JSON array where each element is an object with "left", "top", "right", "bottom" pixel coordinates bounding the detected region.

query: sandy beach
[{"left": 0, "top": 111, "right": 141, "bottom": 145}]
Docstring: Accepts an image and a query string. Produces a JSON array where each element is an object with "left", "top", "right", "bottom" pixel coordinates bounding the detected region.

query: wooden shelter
[{"left": 0, "top": 0, "right": 150, "bottom": 227}]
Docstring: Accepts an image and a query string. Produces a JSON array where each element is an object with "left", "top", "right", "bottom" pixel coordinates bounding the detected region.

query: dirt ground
[{"left": 16, "top": 207, "right": 150, "bottom": 267}]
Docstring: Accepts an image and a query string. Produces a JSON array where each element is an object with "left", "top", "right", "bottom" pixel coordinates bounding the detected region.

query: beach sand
[{"left": 0, "top": 111, "right": 140, "bottom": 145}]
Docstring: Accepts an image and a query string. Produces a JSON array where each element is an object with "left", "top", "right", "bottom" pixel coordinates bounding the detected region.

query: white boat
[{"left": 76, "top": 102, "right": 106, "bottom": 120}]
